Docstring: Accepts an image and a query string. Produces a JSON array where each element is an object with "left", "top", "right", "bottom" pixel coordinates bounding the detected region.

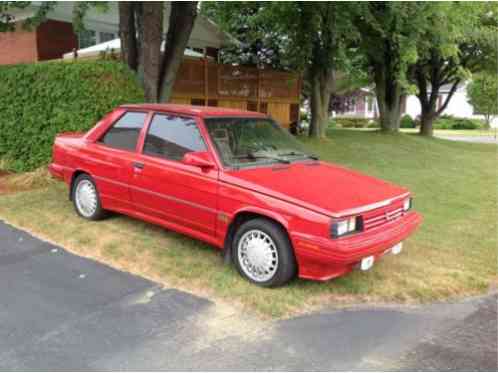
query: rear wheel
[
  {"left": 72, "top": 174, "right": 106, "bottom": 220},
  {"left": 233, "top": 218, "right": 297, "bottom": 287}
]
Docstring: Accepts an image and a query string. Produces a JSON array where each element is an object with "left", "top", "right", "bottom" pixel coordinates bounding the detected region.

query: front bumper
[{"left": 292, "top": 211, "right": 423, "bottom": 281}]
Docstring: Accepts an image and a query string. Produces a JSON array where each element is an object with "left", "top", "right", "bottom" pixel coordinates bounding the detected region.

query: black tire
[
  {"left": 72, "top": 174, "right": 107, "bottom": 221},
  {"left": 232, "top": 218, "right": 297, "bottom": 287}
]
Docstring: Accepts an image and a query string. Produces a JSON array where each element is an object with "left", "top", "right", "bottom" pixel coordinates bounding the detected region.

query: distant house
[
  {"left": 333, "top": 83, "right": 497, "bottom": 127},
  {"left": 0, "top": 2, "right": 232, "bottom": 65},
  {"left": 0, "top": 3, "right": 301, "bottom": 127}
]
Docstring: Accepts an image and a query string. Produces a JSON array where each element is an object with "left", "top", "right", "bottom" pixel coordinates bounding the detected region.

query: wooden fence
[{"left": 170, "top": 57, "right": 301, "bottom": 127}]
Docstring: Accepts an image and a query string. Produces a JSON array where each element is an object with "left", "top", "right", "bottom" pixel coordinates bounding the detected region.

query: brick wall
[
  {"left": 0, "top": 22, "right": 38, "bottom": 65},
  {"left": 0, "top": 19, "right": 78, "bottom": 65},
  {"left": 36, "top": 20, "right": 78, "bottom": 61}
]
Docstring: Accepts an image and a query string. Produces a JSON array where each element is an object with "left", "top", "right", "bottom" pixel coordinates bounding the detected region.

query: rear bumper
[
  {"left": 292, "top": 211, "right": 423, "bottom": 281},
  {"left": 48, "top": 163, "right": 65, "bottom": 181}
]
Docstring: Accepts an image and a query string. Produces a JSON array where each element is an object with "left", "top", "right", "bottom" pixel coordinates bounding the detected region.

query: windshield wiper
[
  {"left": 278, "top": 151, "right": 319, "bottom": 160},
  {"left": 233, "top": 152, "right": 291, "bottom": 164}
]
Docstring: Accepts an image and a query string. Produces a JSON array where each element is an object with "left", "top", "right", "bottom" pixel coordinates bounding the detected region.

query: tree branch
[{"left": 436, "top": 79, "right": 460, "bottom": 116}]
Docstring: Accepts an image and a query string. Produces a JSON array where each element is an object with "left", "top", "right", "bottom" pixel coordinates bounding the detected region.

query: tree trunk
[
  {"left": 141, "top": 2, "right": 163, "bottom": 102},
  {"left": 309, "top": 66, "right": 335, "bottom": 139},
  {"left": 418, "top": 79, "right": 460, "bottom": 137},
  {"left": 374, "top": 63, "right": 402, "bottom": 132},
  {"left": 118, "top": 2, "right": 138, "bottom": 72},
  {"left": 158, "top": 2, "right": 198, "bottom": 102},
  {"left": 130, "top": 3, "right": 144, "bottom": 87},
  {"left": 419, "top": 114, "right": 435, "bottom": 136}
]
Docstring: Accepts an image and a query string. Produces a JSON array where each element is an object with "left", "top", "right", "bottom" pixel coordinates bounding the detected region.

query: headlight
[
  {"left": 403, "top": 198, "right": 412, "bottom": 212},
  {"left": 331, "top": 216, "right": 362, "bottom": 238}
]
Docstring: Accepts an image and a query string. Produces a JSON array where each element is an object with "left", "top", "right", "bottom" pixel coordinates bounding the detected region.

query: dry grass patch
[
  {"left": 0, "top": 131, "right": 496, "bottom": 318},
  {"left": 0, "top": 166, "right": 56, "bottom": 194}
]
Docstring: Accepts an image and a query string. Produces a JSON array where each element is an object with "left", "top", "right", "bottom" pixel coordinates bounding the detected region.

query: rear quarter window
[{"left": 100, "top": 112, "right": 147, "bottom": 151}]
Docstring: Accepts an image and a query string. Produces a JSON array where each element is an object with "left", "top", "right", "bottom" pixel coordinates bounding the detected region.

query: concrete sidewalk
[
  {"left": 436, "top": 134, "right": 498, "bottom": 144},
  {"left": 0, "top": 221, "right": 496, "bottom": 371}
]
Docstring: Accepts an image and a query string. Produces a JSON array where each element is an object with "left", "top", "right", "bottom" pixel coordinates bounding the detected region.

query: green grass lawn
[{"left": 0, "top": 130, "right": 496, "bottom": 318}]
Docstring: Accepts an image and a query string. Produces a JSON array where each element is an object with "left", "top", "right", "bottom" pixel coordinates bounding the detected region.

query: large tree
[
  {"left": 408, "top": 3, "right": 498, "bottom": 136},
  {"left": 203, "top": 2, "right": 361, "bottom": 139},
  {"left": 356, "top": 2, "right": 435, "bottom": 132}
]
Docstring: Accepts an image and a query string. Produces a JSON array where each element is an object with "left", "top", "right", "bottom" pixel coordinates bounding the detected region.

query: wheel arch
[
  {"left": 69, "top": 169, "right": 91, "bottom": 201},
  {"left": 223, "top": 208, "right": 293, "bottom": 264}
]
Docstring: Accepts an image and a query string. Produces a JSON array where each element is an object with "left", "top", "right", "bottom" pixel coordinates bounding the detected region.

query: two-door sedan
[{"left": 49, "top": 104, "right": 422, "bottom": 287}]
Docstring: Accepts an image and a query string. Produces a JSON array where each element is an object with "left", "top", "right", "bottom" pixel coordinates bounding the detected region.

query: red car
[{"left": 49, "top": 104, "right": 422, "bottom": 287}]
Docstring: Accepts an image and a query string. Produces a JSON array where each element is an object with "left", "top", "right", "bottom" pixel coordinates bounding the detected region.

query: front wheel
[{"left": 233, "top": 218, "right": 297, "bottom": 287}]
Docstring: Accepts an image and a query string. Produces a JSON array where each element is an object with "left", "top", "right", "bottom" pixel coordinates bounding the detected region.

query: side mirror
[{"left": 182, "top": 151, "right": 216, "bottom": 170}]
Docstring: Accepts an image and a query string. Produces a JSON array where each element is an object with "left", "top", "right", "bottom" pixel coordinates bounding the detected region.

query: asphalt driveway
[{"left": 0, "top": 220, "right": 496, "bottom": 371}]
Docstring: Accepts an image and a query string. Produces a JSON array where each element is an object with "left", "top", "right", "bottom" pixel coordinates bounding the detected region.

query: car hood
[{"left": 221, "top": 161, "right": 409, "bottom": 217}]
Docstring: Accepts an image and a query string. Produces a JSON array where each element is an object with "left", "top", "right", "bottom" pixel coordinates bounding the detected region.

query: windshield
[{"left": 204, "top": 117, "right": 315, "bottom": 168}]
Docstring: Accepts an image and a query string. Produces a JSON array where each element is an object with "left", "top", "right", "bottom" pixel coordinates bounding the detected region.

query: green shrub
[
  {"left": 433, "top": 115, "right": 484, "bottom": 130},
  {"left": 0, "top": 60, "right": 144, "bottom": 172},
  {"left": 367, "top": 120, "right": 380, "bottom": 128},
  {"left": 335, "top": 117, "right": 371, "bottom": 128},
  {"left": 400, "top": 114, "right": 416, "bottom": 128}
]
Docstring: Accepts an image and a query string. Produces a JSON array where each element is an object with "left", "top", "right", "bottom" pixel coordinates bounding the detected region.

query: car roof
[{"left": 120, "top": 103, "right": 268, "bottom": 119}]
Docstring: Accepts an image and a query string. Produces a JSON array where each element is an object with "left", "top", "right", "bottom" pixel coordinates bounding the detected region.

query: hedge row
[
  {"left": 0, "top": 60, "right": 144, "bottom": 171},
  {"left": 331, "top": 117, "right": 374, "bottom": 128},
  {"left": 433, "top": 115, "right": 485, "bottom": 130},
  {"left": 330, "top": 114, "right": 484, "bottom": 130}
]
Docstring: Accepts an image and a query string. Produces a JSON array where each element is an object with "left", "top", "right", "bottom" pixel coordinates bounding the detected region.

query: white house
[{"left": 335, "top": 83, "right": 498, "bottom": 127}]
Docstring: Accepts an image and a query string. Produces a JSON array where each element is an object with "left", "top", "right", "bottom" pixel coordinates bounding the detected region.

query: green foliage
[
  {"left": 0, "top": 61, "right": 144, "bottom": 172},
  {"left": 200, "top": 2, "right": 291, "bottom": 69},
  {"left": 433, "top": 116, "right": 484, "bottom": 130},
  {"left": 367, "top": 121, "right": 380, "bottom": 129},
  {"left": 467, "top": 73, "right": 498, "bottom": 127},
  {"left": 357, "top": 2, "right": 437, "bottom": 88},
  {"left": 335, "top": 117, "right": 371, "bottom": 128},
  {"left": 400, "top": 114, "right": 416, "bottom": 129}
]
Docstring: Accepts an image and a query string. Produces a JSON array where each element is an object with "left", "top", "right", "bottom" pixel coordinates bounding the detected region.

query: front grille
[{"left": 363, "top": 205, "right": 405, "bottom": 231}]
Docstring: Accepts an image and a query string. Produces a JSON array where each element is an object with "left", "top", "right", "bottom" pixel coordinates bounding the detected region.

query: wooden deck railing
[{"left": 173, "top": 57, "right": 301, "bottom": 106}]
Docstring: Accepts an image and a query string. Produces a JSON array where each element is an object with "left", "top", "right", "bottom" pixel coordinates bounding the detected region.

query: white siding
[{"left": 404, "top": 83, "right": 498, "bottom": 127}]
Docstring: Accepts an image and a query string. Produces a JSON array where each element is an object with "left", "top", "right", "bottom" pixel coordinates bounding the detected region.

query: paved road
[
  {"left": 1, "top": 221, "right": 496, "bottom": 371},
  {"left": 436, "top": 135, "right": 498, "bottom": 144}
]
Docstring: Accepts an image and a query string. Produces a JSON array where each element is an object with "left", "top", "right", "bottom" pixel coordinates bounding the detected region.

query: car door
[
  {"left": 129, "top": 112, "right": 219, "bottom": 237},
  {"left": 80, "top": 111, "right": 148, "bottom": 212}
]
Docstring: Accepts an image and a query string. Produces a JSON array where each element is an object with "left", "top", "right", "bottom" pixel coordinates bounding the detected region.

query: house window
[
  {"left": 78, "top": 30, "right": 96, "bottom": 49},
  {"left": 79, "top": 30, "right": 117, "bottom": 49},
  {"left": 99, "top": 31, "right": 116, "bottom": 43}
]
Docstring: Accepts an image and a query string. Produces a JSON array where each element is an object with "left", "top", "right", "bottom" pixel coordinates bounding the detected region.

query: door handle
[{"left": 132, "top": 162, "right": 144, "bottom": 170}]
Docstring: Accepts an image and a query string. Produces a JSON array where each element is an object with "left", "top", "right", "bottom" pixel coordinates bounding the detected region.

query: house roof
[
  {"left": 62, "top": 39, "right": 206, "bottom": 60},
  {"left": 20, "top": 2, "right": 238, "bottom": 49},
  {"left": 120, "top": 104, "right": 268, "bottom": 118}
]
